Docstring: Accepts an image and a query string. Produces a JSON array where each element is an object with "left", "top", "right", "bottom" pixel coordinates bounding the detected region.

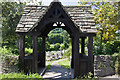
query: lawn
[{"left": 58, "top": 59, "right": 70, "bottom": 69}]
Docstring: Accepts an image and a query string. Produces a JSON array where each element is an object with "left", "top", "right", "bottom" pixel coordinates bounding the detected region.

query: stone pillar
[
  {"left": 32, "top": 36, "right": 38, "bottom": 73},
  {"left": 81, "top": 37, "right": 85, "bottom": 55},
  {"left": 88, "top": 36, "right": 94, "bottom": 75},
  {"left": 19, "top": 35, "right": 25, "bottom": 71},
  {"left": 72, "top": 36, "right": 80, "bottom": 77},
  {"left": 42, "top": 36, "right": 46, "bottom": 67}
]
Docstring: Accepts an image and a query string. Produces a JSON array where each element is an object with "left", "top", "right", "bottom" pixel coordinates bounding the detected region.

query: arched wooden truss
[{"left": 16, "top": 0, "right": 97, "bottom": 78}]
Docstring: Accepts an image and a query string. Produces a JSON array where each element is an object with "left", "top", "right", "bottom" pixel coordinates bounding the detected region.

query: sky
[{"left": 42, "top": 0, "right": 79, "bottom": 5}]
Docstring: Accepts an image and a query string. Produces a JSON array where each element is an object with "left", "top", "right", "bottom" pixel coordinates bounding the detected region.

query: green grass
[
  {"left": 46, "top": 59, "right": 59, "bottom": 69},
  {"left": 58, "top": 59, "right": 70, "bottom": 69},
  {"left": 0, "top": 73, "right": 42, "bottom": 79}
]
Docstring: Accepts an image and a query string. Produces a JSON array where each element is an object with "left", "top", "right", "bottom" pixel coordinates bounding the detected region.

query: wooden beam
[
  {"left": 71, "top": 38, "right": 74, "bottom": 69},
  {"left": 32, "top": 36, "right": 38, "bottom": 73},
  {"left": 88, "top": 36, "right": 94, "bottom": 75},
  {"left": 72, "top": 36, "right": 80, "bottom": 78},
  {"left": 42, "top": 36, "right": 46, "bottom": 67},
  {"left": 19, "top": 35, "right": 25, "bottom": 71}
]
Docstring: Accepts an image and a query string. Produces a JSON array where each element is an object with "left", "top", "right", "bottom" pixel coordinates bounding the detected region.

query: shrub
[
  {"left": 63, "top": 41, "right": 69, "bottom": 49},
  {"left": 54, "top": 43, "right": 60, "bottom": 51},
  {"left": 25, "top": 48, "right": 33, "bottom": 54},
  {"left": 3, "top": 55, "right": 19, "bottom": 66},
  {"left": 61, "top": 44, "right": 65, "bottom": 50},
  {"left": 111, "top": 47, "right": 120, "bottom": 75},
  {"left": 0, "top": 47, "right": 19, "bottom": 73},
  {"left": 105, "top": 41, "right": 114, "bottom": 54},
  {"left": 93, "top": 42, "right": 105, "bottom": 55},
  {"left": 0, "top": 46, "right": 13, "bottom": 56},
  {"left": 64, "top": 46, "right": 72, "bottom": 59},
  {"left": 93, "top": 40, "right": 120, "bottom": 55}
]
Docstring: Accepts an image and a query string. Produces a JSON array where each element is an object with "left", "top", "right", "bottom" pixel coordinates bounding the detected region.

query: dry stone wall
[{"left": 94, "top": 55, "right": 115, "bottom": 77}]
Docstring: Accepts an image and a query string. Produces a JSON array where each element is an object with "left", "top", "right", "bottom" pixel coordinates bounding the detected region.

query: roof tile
[{"left": 16, "top": 5, "right": 97, "bottom": 34}]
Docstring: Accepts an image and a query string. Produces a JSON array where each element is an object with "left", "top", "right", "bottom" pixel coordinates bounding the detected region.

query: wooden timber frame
[{"left": 16, "top": 0, "right": 97, "bottom": 78}]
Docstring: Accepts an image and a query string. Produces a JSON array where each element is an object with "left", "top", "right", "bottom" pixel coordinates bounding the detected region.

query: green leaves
[
  {"left": 0, "top": 73, "right": 42, "bottom": 79},
  {"left": 79, "top": 1, "right": 119, "bottom": 41},
  {"left": 2, "top": 2, "right": 25, "bottom": 48}
]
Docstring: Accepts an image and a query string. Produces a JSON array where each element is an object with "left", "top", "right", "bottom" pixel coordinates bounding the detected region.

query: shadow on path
[{"left": 43, "top": 59, "right": 73, "bottom": 79}]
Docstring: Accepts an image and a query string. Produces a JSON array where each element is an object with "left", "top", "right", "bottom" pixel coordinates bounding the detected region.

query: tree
[
  {"left": 78, "top": 2, "right": 119, "bottom": 41},
  {"left": 2, "top": 2, "right": 25, "bottom": 48},
  {"left": 54, "top": 43, "right": 60, "bottom": 51}
]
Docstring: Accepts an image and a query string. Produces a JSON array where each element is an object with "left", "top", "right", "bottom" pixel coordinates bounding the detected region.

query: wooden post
[
  {"left": 72, "top": 36, "right": 80, "bottom": 77},
  {"left": 81, "top": 37, "right": 85, "bottom": 55},
  {"left": 32, "top": 36, "right": 38, "bottom": 73},
  {"left": 19, "top": 35, "right": 25, "bottom": 71},
  {"left": 42, "top": 36, "right": 46, "bottom": 67},
  {"left": 88, "top": 36, "right": 94, "bottom": 75},
  {"left": 71, "top": 38, "right": 74, "bottom": 68}
]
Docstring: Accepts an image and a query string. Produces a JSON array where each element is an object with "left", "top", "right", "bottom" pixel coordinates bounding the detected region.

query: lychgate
[{"left": 16, "top": 0, "right": 97, "bottom": 78}]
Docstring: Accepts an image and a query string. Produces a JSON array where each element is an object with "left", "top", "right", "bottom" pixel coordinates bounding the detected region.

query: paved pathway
[{"left": 43, "top": 58, "right": 73, "bottom": 79}]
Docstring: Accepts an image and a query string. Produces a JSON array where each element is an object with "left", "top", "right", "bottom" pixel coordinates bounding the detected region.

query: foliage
[
  {"left": 63, "top": 30, "right": 71, "bottom": 43},
  {"left": 3, "top": 55, "right": 19, "bottom": 66},
  {"left": 25, "top": 48, "right": 33, "bottom": 54},
  {"left": 0, "top": 47, "right": 19, "bottom": 66},
  {"left": 79, "top": 1, "right": 119, "bottom": 55},
  {"left": 92, "top": 2, "right": 119, "bottom": 41},
  {"left": 47, "top": 28, "right": 64, "bottom": 44},
  {"left": 64, "top": 46, "right": 72, "bottom": 59},
  {"left": 61, "top": 44, "right": 65, "bottom": 50},
  {"left": 58, "top": 59, "right": 70, "bottom": 69},
  {"left": 0, "top": 73, "right": 42, "bottom": 79},
  {"left": 93, "top": 40, "right": 120, "bottom": 55},
  {"left": 111, "top": 48, "right": 120, "bottom": 75},
  {"left": 2, "top": 2, "right": 25, "bottom": 48},
  {"left": 54, "top": 43, "right": 60, "bottom": 51},
  {"left": 47, "top": 63, "right": 51, "bottom": 69},
  {"left": 46, "top": 28, "right": 70, "bottom": 51},
  {"left": 77, "top": 72, "right": 98, "bottom": 79},
  {"left": 46, "top": 41, "right": 50, "bottom": 51},
  {"left": 63, "top": 41, "right": 69, "bottom": 49},
  {"left": 25, "top": 36, "right": 32, "bottom": 48},
  {"left": 0, "top": 46, "right": 13, "bottom": 56},
  {"left": 47, "top": 33, "right": 63, "bottom": 44}
]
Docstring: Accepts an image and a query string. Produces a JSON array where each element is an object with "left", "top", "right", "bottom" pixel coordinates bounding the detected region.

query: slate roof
[{"left": 16, "top": 2, "right": 97, "bottom": 34}]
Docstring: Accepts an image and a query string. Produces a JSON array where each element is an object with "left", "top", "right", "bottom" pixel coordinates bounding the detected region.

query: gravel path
[{"left": 43, "top": 58, "right": 72, "bottom": 79}]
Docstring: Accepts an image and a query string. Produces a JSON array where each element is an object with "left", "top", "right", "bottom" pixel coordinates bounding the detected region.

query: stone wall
[
  {"left": 1, "top": 60, "right": 18, "bottom": 73},
  {"left": 94, "top": 55, "right": 115, "bottom": 77}
]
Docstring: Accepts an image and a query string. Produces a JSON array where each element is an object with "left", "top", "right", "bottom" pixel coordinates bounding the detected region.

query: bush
[
  {"left": 105, "top": 41, "right": 114, "bottom": 54},
  {"left": 0, "top": 47, "right": 19, "bottom": 72},
  {"left": 25, "top": 48, "right": 33, "bottom": 54},
  {"left": 54, "top": 43, "right": 60, "bottom": 51},
  {"left": 93, "top": 42, "right": 105, "bottom": 55},
  {"left": 111, "top": 48, "right": 120, "bottom": 75},
  {"left": 63, "top": 41, "right": 69, "bottom": 49},
  {"left": 64, "top": 46, "right": 72, "bottom": 59},
  {"left": 93, "top": 40, "right": 120, "bottom": 55},
  {"left": 61, "top": 44, "right": 65, "bottom": 50},
  {"left": 46, "top": 41, "right": 50, "bottom": 51},
  {"left": 0, "top": 46, "right": 13, "bottom": 56}
]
